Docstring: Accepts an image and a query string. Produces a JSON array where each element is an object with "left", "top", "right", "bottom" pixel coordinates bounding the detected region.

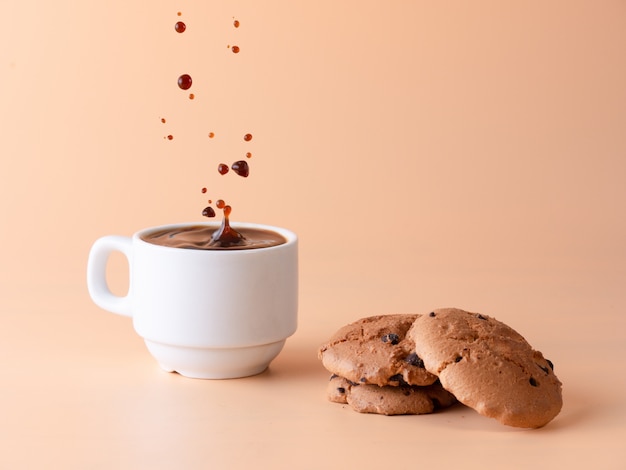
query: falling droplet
[
  {"left": 202, "top": 206, "right": 216, "bottom": 218},
  {"left": 231, "top": 160, "right": 249, "bottom": 178},
  {"left": 178, "top": 74, "right": 192, "bottom": 90}
]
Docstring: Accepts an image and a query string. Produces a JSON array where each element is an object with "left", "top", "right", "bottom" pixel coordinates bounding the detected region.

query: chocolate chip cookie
[
  {"left": 318, "top": 314, "right": 437, "bottom": 387},
  {"left": 326, "top": 374, "right": 457, "bottom": 415},
  {"left": 407, "top": 308, "right": 563, "bottom": 428}
]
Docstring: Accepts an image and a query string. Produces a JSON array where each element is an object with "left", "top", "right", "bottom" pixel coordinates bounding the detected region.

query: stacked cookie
[
  {"left": 318, "top": 314, "right": 457, "bottom": 416},
  {"left": 318, "top": 308, "right": 563, "bottom": 428}
]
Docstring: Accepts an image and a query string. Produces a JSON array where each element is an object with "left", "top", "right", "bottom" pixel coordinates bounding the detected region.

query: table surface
[{"left": 1, "top": 276, "right": 625, "bottom": 470}]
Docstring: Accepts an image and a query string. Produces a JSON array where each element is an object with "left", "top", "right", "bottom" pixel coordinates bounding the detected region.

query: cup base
[{"left": 144, "top": 339, "right": 287, "bottom": 379}]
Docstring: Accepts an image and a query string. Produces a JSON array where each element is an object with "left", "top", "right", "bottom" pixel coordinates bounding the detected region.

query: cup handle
[{"left": 87, "top": 235, "right": 133, "bottom": 317}]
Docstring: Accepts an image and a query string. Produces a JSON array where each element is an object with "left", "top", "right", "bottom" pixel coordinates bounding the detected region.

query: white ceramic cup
[{"left": 87, "top": 222, "right": 298, "bottom": 379}]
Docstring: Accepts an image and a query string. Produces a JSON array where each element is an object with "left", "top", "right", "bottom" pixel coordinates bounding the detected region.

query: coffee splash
[
  {"left": 206, "top": 200, "right": 246, "bottom": 247},
  {"left": 162, "top": 11, "right": 260, "bottom": 247}
]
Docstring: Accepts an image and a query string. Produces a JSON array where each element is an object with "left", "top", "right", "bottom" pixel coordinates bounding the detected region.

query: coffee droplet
[
  {"left": 231, "top": 160, "right": 249, "bottom": 178},
  {"left": 189, "top": 93, "right": 195, "bottom": 100},
  {"left": 218, "top": 163, "right": 229, "bottom": 175},
  {"left": 233, "top": 19, "right": 240, "bottom": 28},
  {"left": 216, "top": 199, "right": 226, "bottom": 209},
  {"left": 243, "top": 133, "right": 252, "bottom": 142},
  {"left": 202, "top": 206, "right": 216, "bottom": 218},
  {"left": 178, "top": 74, "right": 192, "bottom": 90},
  {"left": 208, "top": 132, "right": 215, "bottom": 138},
  {"left": 166, "top": 135, "right": 174, "bottom": 140},
  {"left": 201, "top": 187, "right": 207, "bottom": 194},
  {"left": 160, "top": 118, "right": 166, "bottom": 123},
  {"left": 177, "top": 11, "right": 182, "bottom": 16},
  {"left": 175, "top": 21, "right": 186, "bottom": 33},
  {"left": 246, "top": 152, "right": 252, "bottom": 158},
  {"left": 231, "top": 45, "right": 240, "bottom": 53}
]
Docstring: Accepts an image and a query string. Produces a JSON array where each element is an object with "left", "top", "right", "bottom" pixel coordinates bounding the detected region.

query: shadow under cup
[{"left": 87, "top": 222, "right": 298, "bottom": 379}]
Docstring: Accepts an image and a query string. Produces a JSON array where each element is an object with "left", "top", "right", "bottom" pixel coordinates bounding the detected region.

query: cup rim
[{"left": 133, "top": 221, "right": 297, "bottom": 252}]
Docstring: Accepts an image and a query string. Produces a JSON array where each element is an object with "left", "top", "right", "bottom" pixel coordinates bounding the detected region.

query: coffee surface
[{"left": 141, "top": 225, "right": 287, "bottom": 250}]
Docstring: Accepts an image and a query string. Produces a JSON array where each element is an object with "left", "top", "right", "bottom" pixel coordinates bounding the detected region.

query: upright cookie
[
  {"left": 326, "top": 374, "right": 456, "bottom": 415},
  {"left": 408, "top": 308, "right": 563, "bottom": 428},
  {"left": 318, "top": 314, "right": 437, "bottom": 387}
]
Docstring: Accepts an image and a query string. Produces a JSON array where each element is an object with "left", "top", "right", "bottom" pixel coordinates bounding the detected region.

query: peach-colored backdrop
[{"left": 1, "top": 1, "right": 625, "bottom": 468}]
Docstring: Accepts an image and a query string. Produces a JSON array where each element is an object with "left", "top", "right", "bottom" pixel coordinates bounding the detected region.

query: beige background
[{"left": 1, "top": 1, "right": 625, "bottom": 469}]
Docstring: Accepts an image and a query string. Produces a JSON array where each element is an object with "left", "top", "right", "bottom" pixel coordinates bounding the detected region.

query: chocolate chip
[
  {"left": 404, "top": 352, "right": 425, "bottom": 368},
  {"left": 454, "top": 356, "right": 463, "bottom": 363},
  {"left": 539, "top": 359, "right": 555, "bottom": 374},
  {"left": 429, "top": 311, "right": 436, "bottom": 317},
  {"left": 359, "top": 377, "right": 367, "bottom": 383},
  {"left": 337, "top": 387, "right": 346, "bottom": 394},
  {"left": 381, "top": 333, "right": 400, "bottom": 345},
  {"left": 529, "top": 377, "right": 538, "bottom": 387},
  {"left": 477, "top": 314, "right": 487, "bottom": 320},
  {"left": 388, "top": 374, "right": 409, "bottom": 386}
]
